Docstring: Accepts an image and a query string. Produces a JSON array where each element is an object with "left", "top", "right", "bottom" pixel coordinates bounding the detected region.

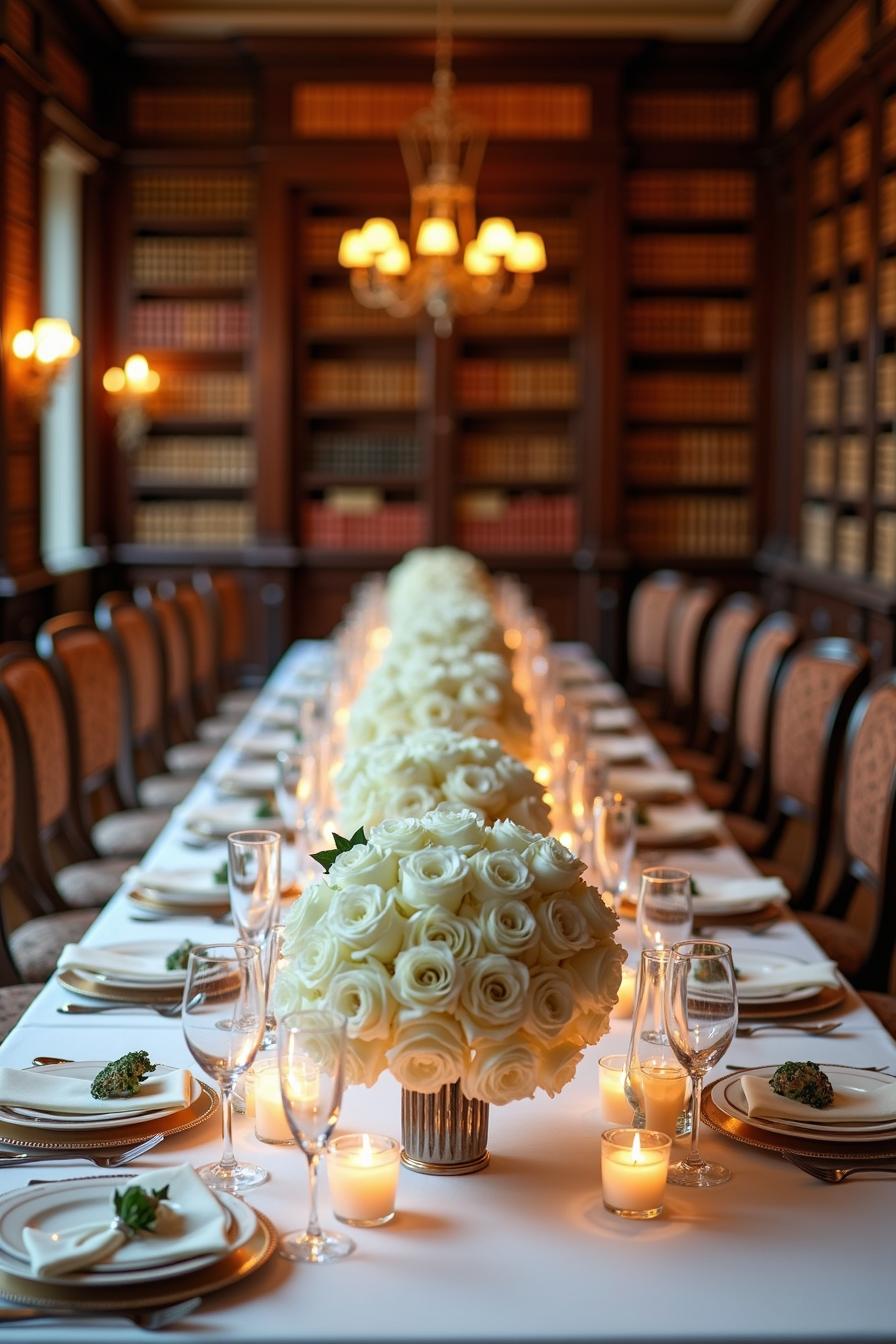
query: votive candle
[
  {"left": 254, "top": 1062, "right": 294, "bottom": 1145},
  {"left": 601, "top": 1128, "right": 671, "bottom": 1219},
  {"left": 613, "top": 965, "right": 636, "bottom": 1019},
  {"left": 327, "top": 1133, "right": 400, "bottom": 1227},
  {"left": 598, "top": 1054, "right": 634, "bottom": 1126},
  {"left": 641, "top": 1061, "right": 689, "bottom": 1139}
]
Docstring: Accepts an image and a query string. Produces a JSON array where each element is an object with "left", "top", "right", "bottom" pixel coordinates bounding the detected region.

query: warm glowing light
[
  {"left": 504, "top": 627, "right": 522, "bottom": 650},
  {"left": 375, "top": 241, "right": 411, "bottom": 276},
  {"left": 338, "top": 229, "right": 374, "bottom": 269},
  {"left": 359, "top": 1133, "right": 374, "bottom": 1165},
  {"left": 124, "top": 353, "right": 150, "bottom": 386},
  {"left": 534, "top": 764, "right": 551, "bottom": 787},
  {"left": 477, "top": 217, "right": 516, "bottom": 257},
  {"left": 11, "top": 329, "right": 35, "bottom": 359},
  {"left": 463, "top": 240, "right": 500, "bottom": 276},
  {"left": 370, "top": 626, "right": 391, "bottom": 651},
  {"left": 506, "top": 231, "right": 547, "bottom": 273},
  {"left": 416, "top": 216, "right": 459, "bottom": 257},
  {"left": 33, "top": 318, "right": 78, "bottom": 364},
  {"left": 103, "top": 366, "right": 126, "bottom": 394},
  {"left": 631, "top": 1132, "right": 642, "bottom": 1164},
  {"left": 360, "top": 217, "right": 399, "bottom": 254},
  {"left": 144, "top": 370, "right": 161, "bottom": 393}
]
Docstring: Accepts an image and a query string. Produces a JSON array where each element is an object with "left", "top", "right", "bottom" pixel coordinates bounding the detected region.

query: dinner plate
[
  {"left": 0, "top": 1182, "right": 255, "bottom": 1287},
  {"left": 711, "top": 1068, "right": 896, "bottom": 1143},
  {"left": 215, "top": 761, "right": 279, "bottom": 796},
  {"left": 0, "top": 1078, "right": 217, "bottom": 1150},
  {"left": 0, "top": 1064, "right": 201, "bottom": 1132},
  {"left": 127, "top": 888, "right": 230, "bottom": 919},
  {"left": 133, "top": 868, "right": 228, "bottom": 902},
  {"left": 702, "top": 1086, "right": 896, "bottom": 1161},
  {"left": 730, "top": 951, "right": 820, "bottom": 1005},
  {"left": 617, "top": 895, "right": 786, "bottom": 930},
  {"left": 235, "top": 730, "right": 297, "bottom": 759},
  {"left": 251, "top": 705, "right": 299, "bottom": 730},
  {"left": 183, "top": 802, "right": 288, "bottom": 839},
  {"left": 57, "top": 940, "right": 192, "bottom": 990}
]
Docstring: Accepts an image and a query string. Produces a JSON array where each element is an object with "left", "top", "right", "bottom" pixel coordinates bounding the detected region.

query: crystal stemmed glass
[
  {"left": 182, "top": 942, "right": 266, "bottom": 1193},
  {"left": 592, "top": 792, "right": 637, "bottom": 904},
  {"left": 637, "top": 866, "right": 693, "bottom": 951},
  {"left": 227, "top": 830, "right": 281, "bottom": 946},
  {"left": 277, "top": 1009, "right": 355, "bottom": 1264},
  {"left": 261, "top": 922, "right": 285, "bottom": 1050},
  {"left": 663, "top": 938, "right": 738, "bottom": 1187}
]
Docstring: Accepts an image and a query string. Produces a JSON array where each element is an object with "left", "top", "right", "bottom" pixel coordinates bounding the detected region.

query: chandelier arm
[{"left": 492, "top": 272, "right": 535, "bottom": 312}]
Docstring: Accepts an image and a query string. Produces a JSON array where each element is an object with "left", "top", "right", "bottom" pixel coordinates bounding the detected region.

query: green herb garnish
[
  {"left": 690, "top": 877, "right": 700, "bottom": 896},
  {"left": 165, "top": 940, "right": 195, "bottom": 971},
  {"left": 636, "top": 803, "right": 650, "bottom": 826},
  {"left": 113, "top": 1184, "right": 170, "bottom": 1235},
  {"left": 213, "top": 861, "right": 228, "bottom": 885},
  {"left": 311, "top": 827, "right": 367, "bottom": 874},
  {"left": 769, "top": 1061, "right": 834, "bottom": 1109},
  {"left": 255, "top": 798, "right": 275, "bottom": 819},
  {"left": 90, "top": 1051, "right": 156, "bottom": 1099}
]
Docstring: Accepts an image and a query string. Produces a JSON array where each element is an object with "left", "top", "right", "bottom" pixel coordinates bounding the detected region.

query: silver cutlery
[
  {"left": 0, "top": 1134, "right": 163, "bottom": 1169},
  {"left": 783, "top": 1153, "right": 896, "bottom": 1183},
  {"left": 725, "top": 1062, "right": 892, "bottom": 1072},
  {"left": 56, "top": 992, "right": 202, "bottom": 1018},
  {"left": 0, "top": 1296, "right": 201, "bottom": 1330},
  {"left": 736, "top": 1020, "right": 843, "bottom": 1038}
]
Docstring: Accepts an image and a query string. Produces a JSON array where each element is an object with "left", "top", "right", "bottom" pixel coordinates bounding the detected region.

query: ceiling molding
[{"left": 96, "top": 0, "right": 778, "bottom": 41}]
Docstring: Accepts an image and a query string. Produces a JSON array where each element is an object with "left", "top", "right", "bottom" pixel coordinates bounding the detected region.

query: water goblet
[
  {"left": 637, "top": 866, "right": 693, "bottom": 950},
  {"left": 592, "top": 792, "right": 636, "bottom": 903},
  {"left": 664, "top": 938, "right": 738, "bottom": 1188},
  {"left": 277, "top": 1009, "right": 355, "bottom": 1264},
  {"left": 182, "top": 942, "right": 266, "bottom": 1193}
]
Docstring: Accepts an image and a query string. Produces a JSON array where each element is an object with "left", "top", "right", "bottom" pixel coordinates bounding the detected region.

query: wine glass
[
  {"left": 637, "top": 866, "right": 693, "bottom": 950},
  {"left": 227, "top": 830, "right": 281, "bottom": 946},
  {"left": 261, "top": 921, "right": 285, "bottom": 1049},
  {"left": 182, "top": 942, "right": 266, "bottom": 1193},
  {"left": 277, "top": 1009, "right": 355, "bottom": 1264},
  {"left": 592, "top": 792, "right": 636, "bottom": 904},
  {"left": 663, "top": 938, "right": 738, "bottom": 1188}
]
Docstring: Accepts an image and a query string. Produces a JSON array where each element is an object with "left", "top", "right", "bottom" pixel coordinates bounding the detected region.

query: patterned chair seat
[
  {"left": 650, "top": 721, "right": 686, "bottom": 751},
  {"left": 722, "top": 813, "right": 768, "bottom": 854},
  {"left": 196, "top": 716, "right": 234, "bottom": 745},
  {"left": 0, "top": 984, "right": 43, "bottom": 1042},
  {"left": 695, "top": 775, "right": 734, "bottom": 811},
  {"left": 92, "top": 807, "right": 169, "bottom": 859},
  {"left": 10, "top": 908, "right": 97, "bottom": 982},
  {"left": 55, "top": 856, "right": 132, "bottom": 908},
  {"left": 860, "top": 991, "right": 896, "bottom": 1039},
  {"left": 218, "top": 688, "right": 259, "bottom": 717},
  {"left": 797, "top": 912, "right": 867, "bottom": 976},
  {"left": 667, "top": 746, "right": 717, "bottom": 778},
  {"left": 165, "top": 741, "right": 217, "bottom": 775},
  {"left": 138, "top": 772, "right": 197, "bottom": 808}
]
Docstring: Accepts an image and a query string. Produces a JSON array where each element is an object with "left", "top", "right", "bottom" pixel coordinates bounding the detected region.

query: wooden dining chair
[
  {"left": 134, "top": 586, "right": 217, "bottom": 776},
  {"left": 209, "top": 570, "right": 258, "bottom": 713},
  {"left": 727, "top": 637, "right": 872, "bottom": 911},
  {"left": 167, "top": 579, "right": 219, "bottom": 724},
  {"left": 798, "top": 670, "right": 896, "bottom": 990},
  {"left": 625, "top": 570, "right": 686, "bottom": 713},
  {"left": 651, "top": 581, "right": 721, "bottom": 750},
  {"left": 36, "top": 616, "right": 170, "bottom": 860}
]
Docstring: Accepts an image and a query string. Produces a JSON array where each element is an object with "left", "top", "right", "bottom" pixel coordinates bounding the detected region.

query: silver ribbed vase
[{"left": 400, "top": 1082, "right": 490, "bottom": 1175}]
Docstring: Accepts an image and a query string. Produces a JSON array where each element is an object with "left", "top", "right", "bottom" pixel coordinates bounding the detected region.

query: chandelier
[{"left": 337, "top": 0, "right": 546, "bottom": 337}]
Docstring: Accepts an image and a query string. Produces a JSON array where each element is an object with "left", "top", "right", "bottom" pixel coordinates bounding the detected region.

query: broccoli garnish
[
  {"left": 769, "top": 1061, "right": 834, "bottom": 1109},
  {"left": 255, "top": 798, "right": 275, "bottom": 819},
  {"left": 90, "top": 1051, "right": 157, "bottom": 1099},
  {"left": 113, "top": 1184, "right": 170, "bottom": 1235},
  {"left": 165, "top": 940, "right": 195, "bottom": 971},
  {"left": 213, "top": 861, "right": 228, "bottom": 885}
]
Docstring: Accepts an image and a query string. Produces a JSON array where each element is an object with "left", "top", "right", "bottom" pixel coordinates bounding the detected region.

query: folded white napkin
[
  {"left": 216, "top": 761, "right": 279, "bottom": 795},
  {"left": 252, "top": 705, "right": 298, "bottom": 730},
  {"left": 236, "top": 730, "right": 296, "bottom": 759},
  {"left": 566, "top": 683, "right": 625, "bottom": 708},
  {"left": 183, "top": 802, "right": 287, "bottom": 837},
  {"left": 591, "top": 706, "right": 638, "bottom": 733},
  {"left": 736, "top": 959, "right": 841, "bottom": 998},
  {"left": 691, "top": 876, "right": 790, "bottom": 913},
  {"left": 589, "top": 734, "right": 653, "bottom": 764},
  {"left": 23, "top": 1164, "right": 230, "bottom": 1278},
  {"left": 608, "top": 767, "right": 694, "bottom": 802},
  {"left": 126, "top": 867, "right": 224, "bottom": 900},
  {"left": 741, "top": 1071, "right": 896, "bottom": 1125},
  {"left": 637, "top": 807, "right": 723, "bottom": 848},
  {"left": 0, "top": 1064, "right": 191, "bottom": 1117},
  {"left": 57, "top": 944, "right": 186, "bottom": 983}
]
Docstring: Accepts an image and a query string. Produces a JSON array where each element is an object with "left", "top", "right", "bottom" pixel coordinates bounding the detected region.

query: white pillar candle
[
  {"left": 601, "top": 1128, "right": 671, "bottom": 1219},
  {"left": 613, "top": 966, "right": 636, "bottom": 1019},
  {"left": 327, "top": 1134, "right": 400, "bottom": 1227},
  {"left": 641, "top": 1061, "right": 689, "bottom": 1139},
  {"left": 598, "top": 1054, "right": 634, "bottom": 1126},
  {"left": 254, "top": 1064, "right": 294, "bottom": 1145}
]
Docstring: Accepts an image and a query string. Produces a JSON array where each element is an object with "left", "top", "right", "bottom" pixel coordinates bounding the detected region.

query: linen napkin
[
  {"left": 735, "top": 959, "right": 841, "bottom": 998},
  {"left": 182, "top": 802, "right": 287, "bottom": 837},
  {"left": 636, "top": 806, "right": 723, "bottom": 848},
  {"left": 23, "top": 1164, "right": 230, "bottom": 1278},
  {"left": 236, "top": 730, "right": 296, "bottom": 759},
  {"left": 566, "top": 682, "right": 625, "bottom": 709},
  {"left": 741, "top": 1072, "right": 896, "bottom": 1125},
  {"left": 607, "top": 767, "right": 694, "bottom": 802},
  {"left": 215, "top": 760, "right": 279, "bottom": 795},
  {"left": 252, "top": 705, "right": 299, "bottom": 730},
  {"left": 691, "top": 876, "right": 790, "bottom": 913},
  {"left": 0, "top": 1065, "right": 191, "bottom": 1117},
  {"left": 589, "top": 734, "right": 653, "bottom": 764},
  {"left": 591, "top": 706, "right": 638, "bottom": 733},
  {"left": 125, "top": 866, "right": 225, "bottom": 901},
  {"left": 57, "top": 944, "right": 187, "bottom": 983}
]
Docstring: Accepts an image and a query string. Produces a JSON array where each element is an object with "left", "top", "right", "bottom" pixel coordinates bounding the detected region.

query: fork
[
  {"left": 736, "top": 1021, "right": 843, "bottom": 1038},
  {"left": 56, "top": 992, "right": 202, "bottom": 1017},
  {"left": 726, "top": 1062, "right": 892, "bottom": 1072},
  {"left": 0, "top": 1296, "right": 201, "bottom": 1330},
  {"left": 0, "top": 1134, "right": 163, "bottom": 1169},
  {"left": 783, "top": 1153, "right": 896, "bottom": 1183}
]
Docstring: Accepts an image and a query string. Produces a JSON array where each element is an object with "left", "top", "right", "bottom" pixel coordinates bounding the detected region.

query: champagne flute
[
  {"left": 261, "top": 921, "right": 285, "bottom": 1049},
  {"left": 637, "top": 866, "right": 693, "bottom": 950},
  {"left": 592, "top": 792, "right": 636, "bottom": 904},
  {"left": 277, "top": 1010, "right": 355, "bottom": 1264},
  {"left": 663, "top": 938, "right": 738, "bottom": 1188},
  {"left": 228, "top": 830, "right": 281, "bottom": 946},
  {"left": 182, "top": 942, "right": 266, "bottom": 1193}
]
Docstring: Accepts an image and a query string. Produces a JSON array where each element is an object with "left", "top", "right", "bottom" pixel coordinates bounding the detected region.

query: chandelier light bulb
[
  {"left": 144, "top": 369, "right": 161, "bottom": 393},
  {"left": 477, "top": 217, "right": 516, "bottom": 257},
  {"left": 338, "top": 229, "right": 374, "bottom": 269},
  {"left": 124, "top": 353, "right": 150, "bottom": 387},
  {"left": 33, "top": 318, "right": 77, "bottom": 364},
  {"left": 360, "top": 217, "right": 399, "bottom": 254},
  {"left": 376, "top": 241, "right": 411, "bottom": 276},
  {"left": 11, "top": 329, "right": 35, "bottom": 359},
  {"left": 505, "top": 231, "right": 547, "bottom": 274},
  {"left": 103, "top": 366, "right": 126, "bottom": 393},
  {"left": 463, "top": 240, "right": 500, "bottom": 276},
  {"left": 416, "top": 216, "right": 459, "bottom": 257}
]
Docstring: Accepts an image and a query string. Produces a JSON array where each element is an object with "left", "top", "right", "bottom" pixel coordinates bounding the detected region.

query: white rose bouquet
[
  {"left": 336, "top": 729, "right": 551, "bottom": 835},
  {"left": 387, "top": 547, "right": 491, "bottom": 617},
  {"left": 277, "top": 817, "right": 625, "bottom": 1104}
]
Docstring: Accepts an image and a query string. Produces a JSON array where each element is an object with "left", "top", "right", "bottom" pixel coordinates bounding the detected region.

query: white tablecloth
[{"left": 1, "top": 642, "right": 893, "bottom": 1343}]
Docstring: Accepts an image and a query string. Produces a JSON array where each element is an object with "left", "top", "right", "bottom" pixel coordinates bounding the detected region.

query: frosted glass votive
[
  {"left": 601, "top": 1128, "right": 671, "bottom": 1219},
  {"left": 327, "top": 1133, "right": 400, "bottom": 1227},
  {"left": 598, "top": 1054, "right": 635, "bottom": 1127}
]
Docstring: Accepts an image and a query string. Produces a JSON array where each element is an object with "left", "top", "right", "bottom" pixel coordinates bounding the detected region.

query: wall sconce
[
  {"left": 11, "top": 318, "right": 80, "bottom": 418},
  {"left": 103, "top": 353, "right": 160, "bottom": 452}
]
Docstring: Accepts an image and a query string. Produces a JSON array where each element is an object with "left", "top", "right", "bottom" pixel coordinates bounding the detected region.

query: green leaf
[
  {"left": 113, "top": 1184, "right": 170, "bottom": 1235},
  {"left": 255, "top": 798, "right": 275, "bottom": 819},
  {"left": 689, "top": 876, "right": 700, "bottom": 896},
  {"left": 213, "top": 862, "right": 228, "bottom": 885},
  {"left": 310, "top": 826, "right": 367, "bottom": 873}
]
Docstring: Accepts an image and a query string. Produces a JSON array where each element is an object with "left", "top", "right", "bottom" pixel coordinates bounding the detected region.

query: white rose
[
  {"left": 422, "top": 803, "right": 487, "bottom": 848},
  {"left": 386, "top": 1014, "right": 467, "bottom": 1093},
  {"left": 505, "top": 795, "right": 552, "bottom": 834},
  {"left": 523, "top": 836, "right": 585, "bottom": 892},
  {"left": 573, "top": 1008, "right": 613, "bottom": 1046},
  {"left": 289, "top": 925, "right": 349, "bottom": 992},
  {"left": 466, "top": 849, "right": 534, "bottom": 905},
  {"left": 577, "top": 884, "right": 620, "bottom": 941},
  {"left": 465, "top": 1038, "right": 537, "bottom": 1104},
  {"left": 398, "top": 847, "right": 470, "bottom": 914},
  {"left": 442, "top": 764, "right": 508, "bottom": 815},
  {"left": 327, "top": 884, "right": 405, "bottom": 963},
  {"left": 383, "top": 784, "right": 442, "bottom": 819},
  {"left": 531, "top": 895, "right": 594, "bottom": 962},
  {"left": 493, "top": 755, "right": 539, "bottom": 801},
  {"left": 535, "top": 1038, "right": 584, "bottom": 1098},
  {"left": 345, "top": 1037, "right": 387, "bottom": 1088},
  {"left": 282, "top": 878, "right": 333, "bottom": 953},
  {"left": 526, "top": 967, "right": 578, "bottom": 1042},
  {"left": 368, "top": 817, "right": 428, "bottom": 856},
  {"left": 404, "top": 907, "right": 482, "bottom": 962},
  {"left": 271, "top": 964, "right": 318, "bottom": 1017},
  {"left": 458, "top": 954, "right": 529, "bottom": 1042},
  {"left": 458, "top": 677, "right": 503, "bottom": 716},
  {"left": 487, "top": 818, "right": 537, "bottom": 854},
  {"left": 565, "top": 942, "right": 625, "bottom": 1011},
  {"left": 411, "top": 691, "right": 458, "bottom": 731},
  {"left": 327, "top": 843, "right": 399, "bottom": 892},
  {"left": 364, "top": 741, "right": 434, "bottom": 788},
  {"left": 392, "top": 944, "right": 462, "bottom": 1016},
  {"left": 479, "top": 898, "right": 539, "bottom": 960},
  {"left": 459, "top": 736, "right": 503, "bottom": 765},
  {"left": 325, "top": 960, "right": 397, "bottom": 1041}
]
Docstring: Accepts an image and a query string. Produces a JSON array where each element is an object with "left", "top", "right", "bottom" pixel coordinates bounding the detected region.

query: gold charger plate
[
  {"left": 738, "top": 981, "right": 847, "bottom": 1020},
  {"left": 618, "top": 897, "right": 783, "bottom": 928},
  {"left": 702, "top": 1084, "right": 896, "bottom": 1161},
  {"left": 0, "top": 1080, "right": 218, "bottom": 1150},
  {"left": 56, "top": 966, "right": 239, "bottom": 1005},
  {"left": 0, "top": 1209, "right": 275, "bottom": 1311},
  {"left": 128, "top": 887, "right": 229, "bottom": 918}
]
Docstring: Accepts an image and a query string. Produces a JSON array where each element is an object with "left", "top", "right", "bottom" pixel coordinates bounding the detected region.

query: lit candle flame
[
  {"left": 632, "top": 1132, "right": 641, "bottom": 1164},
  {"left": 360, "top": 1133, "right": 374, "bottom": 1165}
]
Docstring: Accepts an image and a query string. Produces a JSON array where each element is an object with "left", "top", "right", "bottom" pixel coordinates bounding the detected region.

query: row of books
[
  {"left": 455, "top": 494, "right": 578, "bottom": 554},
  {"left": 835, "top": 514, "right": 868, "bottom": 576},
  {"left": 885, "top": 95, "right": 896, "bottom": 162},
  {"left": 842, "top": 203, "right": 868, "bottom": 265},
  {"left": 626, "top": 171, "right": 754, "bottom": 221},
  {"left": 625, "top": 373, "right": 751, "bottom": 423},
  {"left": 305, "top": 288, "right": 416, "bottom": 334},
  {"left": 806, "top": 433, "right": 896, "bottom": 499},
  {"left": 306, "top": 363, "right": 420, "bottom": 409},
  {"left": 132, "top": 238, "right": 255, "bottom": 288},
  {"left": 879, "top": 435, "right": 896, "bottom": 497},
  {"left": 807, "top": 286, "right": 867, "bottom": 347},
  {"left": 627, "top": 91, "right": 756, "bottom": 143},
  {"left": 875, "top": 511, "right": 896, "bottom": 583},
  {"left": 131, "top": 172, "right": 255, "bottom": 222},
  {"left": 460, "top": 434, "right": 575, "bottom": 482},
  {"left": 626, "top": 429, "right": 752, "bottom": 485},
  {"left": 881, "top": 177, "right": 896, "bottom": 246},
  {"left": 629, "top": 236, "right": 753, "bottom": 288},
  {"left": 627, "top": 299, "right": 752, "bottom": 352},
  {"left": 811, "top": 150, "right": 837, "bottom": 211},
  {"left": 808, "top": 3, "right": 867, "bottom": 103},
  {"left": 133, "top": 500, "right": 254, "bottom": 545},
  {"left": 842, "top": 365, "right": 867, "bottom": 426},
  {"left": 302, "top": 500, "right": 426, "bottom": 550},
  {"left": 130, "top": 90, "right": 253, "bottom": 141},
  {"left": 307, "top": 434, "right": 421, "bottom": 476},
  {"left": 134, "top": 437, "right": 255, "bottom": 486},
  {"left": 773, "top": 72, "right": 801, "bottom": 136},
  {"left": 878, "top": 356, "right": 896, "bottom": 417},
  {"left": 457, "top": 361, "right": 578, "bottom": 409},
  {"left": 625, "top": 496, "right": 753, "bottom": 557},
  {"left": 841, "top": 120, "right": 871, "bottom": 187},
  {"left": 464, "top": 286, "right": 577, "bottom": 335},
  {"left": 131, "top": 301, "right": 251, "bottom": 350},
  {"left": 152, "top": 371, "right": 252, "bottom": 420}
]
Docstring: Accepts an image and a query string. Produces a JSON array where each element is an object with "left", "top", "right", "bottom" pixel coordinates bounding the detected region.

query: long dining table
[{"left": 0, "top": 639, "right": 893, "bottom": 1343}]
